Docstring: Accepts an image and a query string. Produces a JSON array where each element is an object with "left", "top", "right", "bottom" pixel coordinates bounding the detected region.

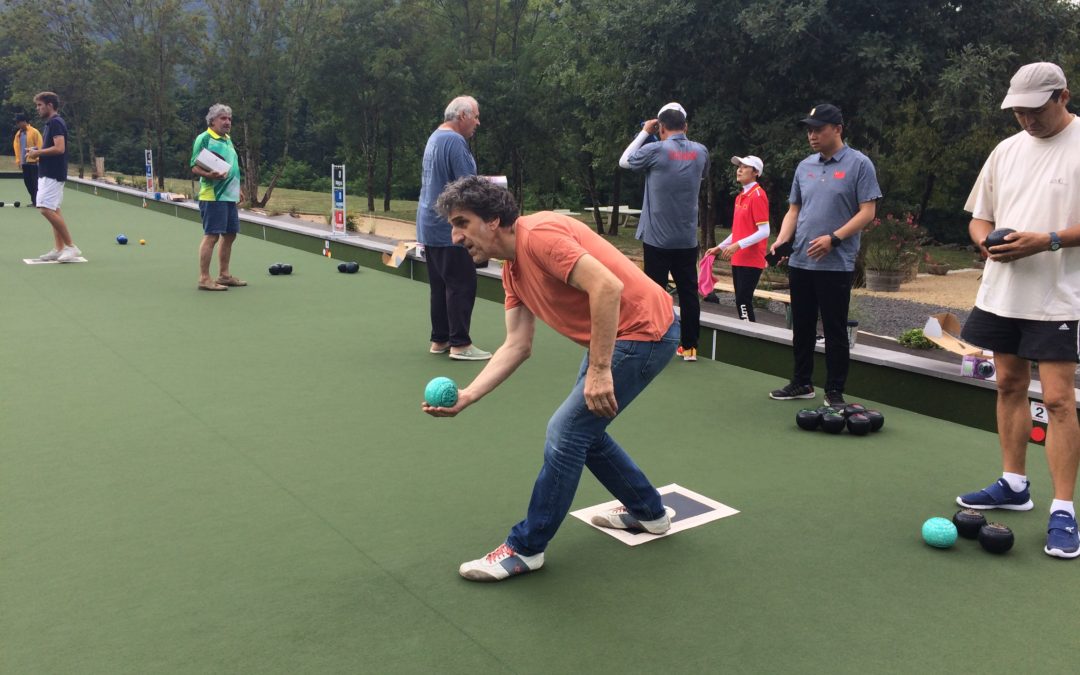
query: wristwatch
[
  {"left": 829, "top": 233, "right": 843, "bottom": 248},
  {"left": 1049, "top": 232, "right": 1062, "bottom": 251}
]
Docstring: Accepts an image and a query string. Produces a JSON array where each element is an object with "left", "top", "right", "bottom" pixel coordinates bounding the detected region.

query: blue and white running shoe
[{"left": 956, "top": 478, "right": 1034, "bottom": 511}]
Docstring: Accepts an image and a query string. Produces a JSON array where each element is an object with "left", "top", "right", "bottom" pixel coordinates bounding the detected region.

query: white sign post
[
  {"left": 331, "top": 164, "right": 346, "bottom": 236},
  {"left": 144, "top": 149, "right": 154, "bottom": 193}
]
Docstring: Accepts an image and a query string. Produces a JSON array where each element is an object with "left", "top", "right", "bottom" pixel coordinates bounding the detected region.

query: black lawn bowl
[
  {"left": 978, "top": 522, "right": 1015, "bottom": 554},
  {"left": 983, "top": 228, "right": 1016, "bottom": 250},
  {"left": 821, "top": 412, "right": 846, "bottom": 434},
  {"left": 842, "top": 403, "right": 867, "bottom": 418},
  {"left": 864, "top": 410, "right": 885, "bottom": 432},
  {"left": 846, "top": 413, "right": 872, "bottom": 436},
  {"left": 796, "top": 408, "right": 821, "bottom": 431},
  {"left": 953, "top": 509, "right": 987, "bottom": 540}
]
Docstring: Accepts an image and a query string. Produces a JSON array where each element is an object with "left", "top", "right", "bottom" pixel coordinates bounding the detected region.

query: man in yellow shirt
[{"left": 12, "top": 112, "right": 42, "bottom": 207}]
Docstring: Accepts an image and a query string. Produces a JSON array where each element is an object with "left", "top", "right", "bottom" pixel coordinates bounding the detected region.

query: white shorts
[{"left": 36, "top": 177, "right": 65, "bottom": 211}]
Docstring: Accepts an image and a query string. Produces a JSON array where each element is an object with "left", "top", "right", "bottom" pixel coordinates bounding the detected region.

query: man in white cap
[
  {"left": 954, "top": 62, "right": 1080, "bottom": 559},
  {"left": 619, "top": 102, "right": 709, "bottom": 361}
]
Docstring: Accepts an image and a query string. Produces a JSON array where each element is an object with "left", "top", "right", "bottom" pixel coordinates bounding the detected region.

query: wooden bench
[{"left": 711, "top": 280, "right": 793, "bottom": 327}]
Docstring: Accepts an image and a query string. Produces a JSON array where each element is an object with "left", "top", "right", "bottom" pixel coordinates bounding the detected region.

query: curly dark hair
[{"left": 435, "top": 176, "right": 519, "bottom": 228}]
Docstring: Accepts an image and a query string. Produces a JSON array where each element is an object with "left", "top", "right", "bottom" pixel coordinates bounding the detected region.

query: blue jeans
[{"left": 506, "top": 317, "right": 679, "bottom": 555}]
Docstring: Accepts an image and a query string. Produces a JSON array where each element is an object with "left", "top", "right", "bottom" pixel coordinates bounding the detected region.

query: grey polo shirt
[
  {"left": 627, "top": 133, "right": 709, "bottom": 249},
  {"left": 787, "top": 145, "right": 881, "bottom": 272}
]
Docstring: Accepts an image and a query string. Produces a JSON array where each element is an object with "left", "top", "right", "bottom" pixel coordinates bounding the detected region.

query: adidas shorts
[{"left": 960, "top": 306, "right": 1080, "bottom": 363}]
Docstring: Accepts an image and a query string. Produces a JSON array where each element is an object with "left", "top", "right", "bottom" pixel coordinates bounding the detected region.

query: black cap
[
  {"left": 14, "top": 112, "right": 29, "bottom": 123},
  {"left": 800, "top": 103, "right": 843, "bottom": 127}
]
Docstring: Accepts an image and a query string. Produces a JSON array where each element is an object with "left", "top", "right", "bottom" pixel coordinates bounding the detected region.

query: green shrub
[{"left": 898, "top": 328, "right": 939, "bottom": 350}]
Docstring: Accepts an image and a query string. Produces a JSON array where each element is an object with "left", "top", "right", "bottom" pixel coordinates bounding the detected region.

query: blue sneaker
[
  {"left": 1045, "top": 510, "right": 1080, "bottom": 559},
  {"left": 956, "top": 478, "right": 1034, "bottom": 511}
]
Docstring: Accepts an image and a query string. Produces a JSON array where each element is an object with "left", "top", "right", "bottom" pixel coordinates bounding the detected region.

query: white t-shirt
[{"left": 965, "top": 116, "right": 1080, "bottom": 320}]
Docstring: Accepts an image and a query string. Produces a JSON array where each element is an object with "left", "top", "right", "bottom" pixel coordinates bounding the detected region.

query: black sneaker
[
  {"left": 769, "top": 382, "right": 815, "bottom": 400},
  {"left": 825, "top": 390, "right": 846, "bottom": 407}
]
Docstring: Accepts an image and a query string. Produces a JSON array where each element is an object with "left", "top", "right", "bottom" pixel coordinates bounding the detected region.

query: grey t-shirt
[
  {"left": 416, "top": 129, "right": 477, "bottom": 246},
  {"left": 627, "top": 133, "right": 709, "bottom": 249},
  {"left": 787, "top": 145, "right": 881, "bottom": 272}
]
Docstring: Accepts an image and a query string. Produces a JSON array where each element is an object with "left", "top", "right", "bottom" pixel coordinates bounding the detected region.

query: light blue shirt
[
  {"left": 18, "top": 130, "right": 27, "bottom": 164},
  {"left": 627, "top": 133, "right": 709, "bottom": 249},
  {"left": 416, "top": 129, "right": 477, "bottom": 246},
  {"left": 787, "top": 145, "right": 881, "bottom": 272}
]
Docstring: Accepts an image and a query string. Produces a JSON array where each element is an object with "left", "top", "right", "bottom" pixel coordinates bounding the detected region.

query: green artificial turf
[{"left": 1, "top": 179, "right": 1076, "bottom": 674}]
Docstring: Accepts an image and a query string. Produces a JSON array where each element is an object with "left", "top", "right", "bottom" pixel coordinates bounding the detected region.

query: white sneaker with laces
[
  {"left": 459, "top": 542, "right": 544, "bottom": 582},
  {"left": 591, "top": 505, "right": 676, "bottom": 534},
  {"left": 38, "top": 248, "right": 61, "bottom": 261},
  {"left": 57, "top": 246, "right": 82, "bottom": 263}
]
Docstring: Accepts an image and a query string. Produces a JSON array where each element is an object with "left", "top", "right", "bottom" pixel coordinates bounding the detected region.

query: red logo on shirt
[
  {"left": 833, "top": 171, "right": 846, "bottom": 179},
  {"left": 668, "top": 150, "right": 698, "bottom": 161}
]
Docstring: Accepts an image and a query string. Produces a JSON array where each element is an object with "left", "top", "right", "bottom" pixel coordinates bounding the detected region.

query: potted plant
[{"left": 861, "top": 213, "right": 926, "bottom": 291}]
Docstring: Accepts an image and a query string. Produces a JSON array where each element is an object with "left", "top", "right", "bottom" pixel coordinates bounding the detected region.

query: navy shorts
[
  {"left": 199, "top": 200, "right": 240, "bottom": 235},
  {"left": 960, "top": 306, "right": 1080, "bottom": 363}
]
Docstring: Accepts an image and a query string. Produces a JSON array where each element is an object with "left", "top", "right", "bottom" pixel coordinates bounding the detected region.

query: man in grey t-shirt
[
  {"left": 620, "top": 102, "right": 709, "bottom": 361},
  {"left": 416, "top": 96, "right": 490, "bottom": 361},
  {"left": 768, "top": 104, "right": 881, "bottom": 406}
]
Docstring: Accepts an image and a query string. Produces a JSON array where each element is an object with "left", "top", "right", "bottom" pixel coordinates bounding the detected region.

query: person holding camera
[
  {"left": 955, "top": 63, "right": 1080, "bottom": 559},
  {"left": 620, "top": 102, "right": 709, "bottom": 361}
]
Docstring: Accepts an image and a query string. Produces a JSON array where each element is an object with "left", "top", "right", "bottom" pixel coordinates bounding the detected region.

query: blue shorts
[{"left": 199, "top": 200, "right": 240, "bottom": 235}]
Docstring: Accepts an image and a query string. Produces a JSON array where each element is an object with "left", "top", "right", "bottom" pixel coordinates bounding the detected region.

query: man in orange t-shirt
[{"left": 423, "top": 176, "right": 679, "bottom": 582}]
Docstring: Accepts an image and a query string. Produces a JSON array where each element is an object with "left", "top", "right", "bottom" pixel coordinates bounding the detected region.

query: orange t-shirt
[{"left": 503, "top": 213, "right": 674, "bottom": 348}]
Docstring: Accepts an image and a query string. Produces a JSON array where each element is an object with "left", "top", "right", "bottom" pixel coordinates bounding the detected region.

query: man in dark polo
[{"left": 767, "top": 104, "right": 881, "bottom": 406}]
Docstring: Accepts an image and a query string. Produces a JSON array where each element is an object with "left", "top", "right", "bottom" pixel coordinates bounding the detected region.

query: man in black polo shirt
[{"left": 26, "top": 91, "right": 83, "bottom": 263}]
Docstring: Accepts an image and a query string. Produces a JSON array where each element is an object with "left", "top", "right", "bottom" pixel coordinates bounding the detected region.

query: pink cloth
[{"left": 698, "top": 253, "right": 717, "bottom": 297}]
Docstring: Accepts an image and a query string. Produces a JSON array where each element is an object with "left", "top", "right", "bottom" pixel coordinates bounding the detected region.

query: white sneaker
[
  {"left": 459, "top": 542, "right": 544, "bottom": 582},
  {"left": 38, "top": 248, "right": 61, "bottom": 261},
  {"left": 591, "top": 505, "right": 676, "bottom": 534},
  {"left": 57, "top": 246, "right": 82, "bottom": 263}
]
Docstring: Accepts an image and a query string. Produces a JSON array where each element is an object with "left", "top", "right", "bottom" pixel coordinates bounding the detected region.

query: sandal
[
  {"left": 198, "top": 282, "right": 228, "bottom": 291},
  {"left": 216, "top": 276, "right": 248, "bottom": 287}
]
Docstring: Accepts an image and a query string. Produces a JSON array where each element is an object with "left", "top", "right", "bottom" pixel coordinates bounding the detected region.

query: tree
[{"left": 91, "top": 0, "right": 205, "bottom": 190}]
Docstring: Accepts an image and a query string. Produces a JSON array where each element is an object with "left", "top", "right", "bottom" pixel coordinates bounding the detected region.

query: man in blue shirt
[
  {"left": 768, "top": 104, "right": 881, "bottom": 406},
  {"left": 620, "top": 103, "right": 709, "bottom": 361},
  {"left": 26, "top": 92, "right": 83, "bottom": 263},
  {"left": 416, "top": 96, "right": 490, "bottom": 361}
]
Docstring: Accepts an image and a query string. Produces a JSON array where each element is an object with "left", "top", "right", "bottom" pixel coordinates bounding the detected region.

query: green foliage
[
  {"left": 898, "top": 328, "right": 940, "bottom": 350},
  {"left": 4, "top": 0, "right": 1080, "bottom": 225}
]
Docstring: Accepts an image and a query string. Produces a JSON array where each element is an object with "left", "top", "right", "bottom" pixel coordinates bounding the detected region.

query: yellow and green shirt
[{"left": 190, "top": 128, "right": 241, "bottom": 202}]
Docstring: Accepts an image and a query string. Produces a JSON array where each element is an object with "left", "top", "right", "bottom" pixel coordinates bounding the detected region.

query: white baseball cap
[
  {"left": 658, "top": 102, "right": 687, "bottom": 120},
  {"left": 730, "top": 155, "right": 763, "bottom": 176},
  {"left": 1000, "top": 62, "right": 1067, "bottom": 109}
]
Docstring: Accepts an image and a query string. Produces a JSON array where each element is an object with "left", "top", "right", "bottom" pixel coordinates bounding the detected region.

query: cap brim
[
  {"left": 729, "top": 156, "right": 743, "bottom": 167},
  {"left": 1000, "top": 90, "right": 1054, "bottom": 110},
  {"left": 800, "top": 118, "right": 828, "bottom": 128}
]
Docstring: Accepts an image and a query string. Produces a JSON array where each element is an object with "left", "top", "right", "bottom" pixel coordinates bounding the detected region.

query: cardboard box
[
  {"left": 195, "top": 148, "right": 231, "bottom": 175},
  {"left": 922, "top": 312, "right": 982, "bottom": 355},
  {"left": 382, "top": 241, "right": 421, "bottom": 268}
]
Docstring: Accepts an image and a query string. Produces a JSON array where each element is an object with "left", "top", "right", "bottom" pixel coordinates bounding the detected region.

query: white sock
[
  {"left": 1050, "top": 499, "right": 1075, "bottom": 517},
  {"left": 1002, "top": 472, "right": 1028, "bottom": 492}
]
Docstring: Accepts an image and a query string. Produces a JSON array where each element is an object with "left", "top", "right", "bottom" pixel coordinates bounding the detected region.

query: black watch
[
  {"left": 1049, "top": 232, "right": 1062, "bottom": 251},
  {"left": 829, "top": 233, "right": 843, "bottom": 248}
]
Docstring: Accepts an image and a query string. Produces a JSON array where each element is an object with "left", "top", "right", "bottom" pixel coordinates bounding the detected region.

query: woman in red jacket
[{"left": 707, "top": 155, "right": 770, "bottom": 321}]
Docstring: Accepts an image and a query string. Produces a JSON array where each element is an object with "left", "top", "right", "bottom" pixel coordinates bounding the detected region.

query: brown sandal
[
  {"left": 198, "top": 281, "right": 228, "bottom": 291},
  {"left": 216, "top": 276, "right": 248, "bottom": 287}
]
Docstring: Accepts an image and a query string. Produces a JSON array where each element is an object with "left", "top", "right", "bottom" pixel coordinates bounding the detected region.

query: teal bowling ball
[
  {"left": 424, "top": 376, "right": 458, "bottom": 408},
  {"left": 922, "top": 517, "right": 958, "bottom": 548}
]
